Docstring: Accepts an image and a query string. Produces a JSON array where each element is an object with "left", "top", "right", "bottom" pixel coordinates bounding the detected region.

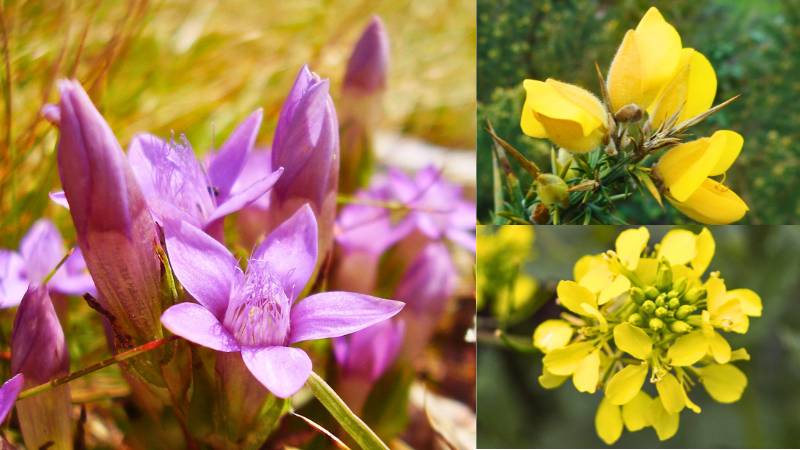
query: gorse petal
[
  {"left": 668, "top": 178, "right": 748, "bottom": 225},
  {"left": 708, "top": 130, "right": 744, "bottom": 176},
  {"left": 613, "top": 323, "right": 652, "bottom": 360},
  {"left": 605, "top": 363, "right": 648, "bottom": 405},
  {"left": 700, "top": 363, "right": 747, "bottom": 403},
  {"left": 607, "top": 30, "right": 643, "bottom": 113},
  {"left": 632, "top": 7, "right": 683, "bottom": 106}
]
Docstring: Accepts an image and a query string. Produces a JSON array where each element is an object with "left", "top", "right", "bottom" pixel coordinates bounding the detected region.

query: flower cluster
[
  {"left": 491, "top": 6, "right": 748, "bottom": 225},
  {"left": 533, "top": 227, "right": 761, "bottom": 444}
]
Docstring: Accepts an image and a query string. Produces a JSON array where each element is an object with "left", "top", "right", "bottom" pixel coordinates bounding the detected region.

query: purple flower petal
[
  {"left": 207, "top": 167, "right": 283, "bottom": 224},
  {"left": 0, "top": 373, "right": 24, "bottom": 423},
  {"left": 231, "top": 149, "right": 273, "bottom": 211},
  {"left": 128, "top": 133, "right": 215, "bottom": 228},
  {"left": 446, "top": 228, "right": 476, "bottom": 253},
  {"left": 252, "top": 204, "right": 317, "bottom": 301},
  {"left": 161, "top": 303, "right": 240, "bottom": 352},
  {"left": 394, "top": 241, "right": 456, "bottom": 315},
  {"left": 343, "top": 16, "right": 390, "bottom": 94},
  {"left": 12, "top": 286, "right": 69, "bottom": 384},
  {"left": 0, "top": 250, "right": 28, "bottom": 309},
  {"left": 19, "top": 219, "right": 66, "bottom": 283},
  {"left": 207, "top": 109, "right": 263, "bottom": 200},
  {"left": 49, "top": 191, "right": 69, "bottom": 209},
  {"left": 241, "top": 346, "right": 311, "bottom": 398},
  {"left": 164, "top": 220, "right": 239, "bottom": 318},
  {"left": 333, "top": 318, "right": 404, "bottom": 382},
  {"left": 289, "top": 291, "right": 404, "bottom": 344}
]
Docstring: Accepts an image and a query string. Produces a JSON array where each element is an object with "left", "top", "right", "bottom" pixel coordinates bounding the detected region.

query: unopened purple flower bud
[
  {"left": 11, "top": 286, "right": 72, "bottom": 448},
  {"left": 343, "top": 16, "right": 390, "bottom": 96},
  {"left": 270, "top": 66, "right": 340, "bottom": 257},
  {"left": 55, "top": 80, "right": 163, "bottom": 344},
  {"left": 339, "top": 16, "right": 390, "bottom": 195}
]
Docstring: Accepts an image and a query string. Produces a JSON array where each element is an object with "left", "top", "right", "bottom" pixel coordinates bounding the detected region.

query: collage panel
[
  {"left": 477, "top": 225, "right": 799, "bottom": 448},
  {"left": 478, "top": 1, "right": 800, "bottom": 225}
]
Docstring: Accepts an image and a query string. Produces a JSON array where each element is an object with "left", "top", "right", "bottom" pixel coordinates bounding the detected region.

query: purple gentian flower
[
  {"left": 0, "top": 219, "right": 94, "bottom": 309},
  {"left": 55, "top": 80, "right": 163, "bottom": 342},
  {"left": 10, "top": 286, "right": 72, "bottom": 447},
  {"left": 394, "top": 241, "right": 457, "bottom": 316},
  {"left": 269, "top": 65, "right": 339, "bottom": 256},
  {"left": 160, "top": 204, "right": 403, "bottom": 398},
  {"left": 128, "top": 109, "right": 283, "bottom": 233},
  {"left": 0, "top": 374, "right": 24, "bottom": 423},
  {"left": 333, "top": 318, "right": 404, "bottom": 383}
]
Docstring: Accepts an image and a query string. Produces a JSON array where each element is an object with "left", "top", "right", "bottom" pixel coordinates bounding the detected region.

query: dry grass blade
[
  {"left": 291, "top": 411, "right": 352, "bottom": 450},
  {"left": 485, "top": 120, "right": 541, "bottom": 178},
  {"left": 594, "top": 62, "right": 612, "bottom": 111}
]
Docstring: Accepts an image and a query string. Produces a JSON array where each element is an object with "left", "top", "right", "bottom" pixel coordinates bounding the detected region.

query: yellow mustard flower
[
  {"left": 520, "top": 78, "right": 609, "bottom": 153},
  {"left": 654, "top": 130, "right": 749, "bottom": 224},
  {"left": 477, "top": 226, "right": 536, "bottom": 313},
  {"left": 533, "top": 227, "right": 761, "bottom": 444}
]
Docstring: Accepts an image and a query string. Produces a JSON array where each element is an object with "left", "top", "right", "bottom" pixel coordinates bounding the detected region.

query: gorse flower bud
[
  {"left": 533, "top": 227, "right": 761, "bottom": 444},
  {"left": 536, "top": 174, "right": 569, "bottom": 208}
]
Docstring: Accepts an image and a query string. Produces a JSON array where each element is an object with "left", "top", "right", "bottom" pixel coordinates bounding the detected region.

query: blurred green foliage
[
  {"left": 477, "top": 225, "right": 800, "bottom": 448},
  {"left": 478, "top": 0, "right": 800, "bottom": 224}
]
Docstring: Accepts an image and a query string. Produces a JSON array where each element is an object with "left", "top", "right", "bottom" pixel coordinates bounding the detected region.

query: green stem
[
  {"left": 42, "top": 248, "right": 74, "bottom": 285},
  {"left": 18, "top": 336, "right": 176, "bottom": 400},
  {"left": 306, "top": 371, "right": 389, "bottom": 450}
]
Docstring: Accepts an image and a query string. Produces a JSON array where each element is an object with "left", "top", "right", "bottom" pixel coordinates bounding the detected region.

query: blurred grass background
[
  {"left": 477, "top": 0, "right": 800, "bottom": 224},
  {"left": 0, "top": 0, "right": 476, "bottom": 247},
  {"left": 477, "top": 225, "right": 800, "bottom": 448}
]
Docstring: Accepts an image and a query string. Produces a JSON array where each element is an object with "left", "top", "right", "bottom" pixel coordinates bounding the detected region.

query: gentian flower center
[{"left": 223, "top": 259, "right": 291, "bottom": 347}]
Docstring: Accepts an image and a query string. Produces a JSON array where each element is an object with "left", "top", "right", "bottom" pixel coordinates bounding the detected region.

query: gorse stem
[{"left": 17, "top": 335, "right": 177, "bottom": 400}]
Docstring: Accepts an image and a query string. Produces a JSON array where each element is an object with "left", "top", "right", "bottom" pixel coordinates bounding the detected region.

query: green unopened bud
[
  {"left": 670, "top": 320, "right": 691, "bottom": 333},
  {"left": 667, "top": 298, "right": 680, "bottom": 310},
  {"left": 672, "top": 276, "right": 688, "bottom": 295},
  {"left": 641, "top": 300, "right": 656, "bottom": 314},
  {"left": 649, "top": 318, "right": 665, "bottom": 331},
  {"left": 655, "top": 262, "right": 673, "bottom": 291},
  {"left": 655, "top": 295, "right": 666, "bottom": 307},
  {"left": 684, "top": 287, "right": 707, "bottom": 303},
  {"left": 536, "top": 174, "right": 569, "bottom": 208},
  {"left": 676, "top": 305, "right": 695, "bottom": 319},
  {"left": 686, "top": 314, "right": 704, "bottom": 327},
  {"left": 666, "top": 310, "right": 675, "bottom": 319},
  {"left": 630, "top": 287, "right": 645, "bottom": 304},
  {"left": 655, "top": 306, "right": 668, "bottom": 318},
  {"left": 644, "top": 286, "right": 659, "bottom": 300},
  {"left": 628, "top": 313, "right": 644, "bottom": 326}
]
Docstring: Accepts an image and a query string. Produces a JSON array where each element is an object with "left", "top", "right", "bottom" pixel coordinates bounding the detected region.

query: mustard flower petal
[
  {"left": 533, "top": 319, "right": 574, "bottom": 354},
  {"left": 615, "top": 226, "right": 649, "bottom": 270},
  {"left": 656, "top": 372, "right": 686, "bottom": 413},
  {"left": 557, "top": 280, "right": 597, "bottom": 316},
  {"left": 613, "top": 323, "right": 653, "bottom": 360},
  {"left": 539, "top": 368, "right": 568, "bottom": 389},
  {"left": 595, "top": 397, "right": 624, "bottom": 445},
  {"left": 683, "top": 389, "right": 702, "bottom": 414},
  {"left": 599, "top": 275, "right": 631, "bottom": 305},
  {"left": 605, "top": 363, "right": 648, "bottom": 405},
  {"left": 573, "top": 254, "right": 607, "bottom": 281},
  {"left": 730, "top": 348, "right": 751, "bottom": 362},
  {"left": 708, "top": 130, "right": 744, "bottom": 176},
  {"left": 667, "top": 330, "right": 707, "bottom": 366},
  {"left": 700, "top": 363, "right": 747, "bottom": 403},
  {"left": 579, "top": 266, "right": 614, "bottom": 294},
  {"left": 705, "top": 276, "right": 728, "bottom": 313},
  {"left": 647, "top": 397, "right": 680, "bottom": 441},
  {"left": 656, "top": 137, "right": 722, "bottom": 202},
  {"left": 634, "top": 257, "right": 659, "bottom": 286},
  {"left": 581, "top": 303, "right": 608, "bottom": 333},
  {"left": 658, "top": 229, "right": 697, "bottom": 266},
  {"left": 543, "top": 341, "right": 595, "bottom": 376},
  {"left": 726, "top": 289, "right": 762, "bottom": 317},
  {"left": 607, "top": 30, "right": 643, "bottom": 113},
  {"left": 709, "top": 331, "right": 732, "bottom": 364},
  {"left": 633, "top": 7, "right": 683, "bottom": 107},
  {"left": 622, "top": 391, "right": 652, "bottom": 431},
  {"left": 712, "top": 299, "right": 750, "bottom": 334},
  {"left": 692, "top": 227, "right": 715, "bottom": 275},
  {"left": 573, "top": 350, "right": 601, "bottom": 393},
  {"left": 668, "top": 178, "right": 748, "bottom": 224}
]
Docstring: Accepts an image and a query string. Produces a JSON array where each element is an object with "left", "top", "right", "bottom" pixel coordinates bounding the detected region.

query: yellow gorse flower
[
  {"left": 655, "top": 130, "right": 749, "bottom": 224},
  {"left": 532, "top": 227, "right": 761, "bottom": 444},
  {"left": 607, "top": 7, "right": 717, "bottom": 128},
  {"left": 520, "top": 78, "right": 609, "bottom": 153}
]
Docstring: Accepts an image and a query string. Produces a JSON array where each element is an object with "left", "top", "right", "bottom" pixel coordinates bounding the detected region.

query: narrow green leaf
[{"left": 307, "top": 371, "right": 390, "bottom": 450}]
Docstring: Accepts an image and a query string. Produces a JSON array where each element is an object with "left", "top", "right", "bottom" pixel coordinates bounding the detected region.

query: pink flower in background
[
  {"left": 0, "top": 219, "right": 94, "bottom": 309},
  {"left": 160, "top": 204, "right": 403, "bottom": 398},
  {"left": 394, "top": 241, "right": 457, "bottom": 316},
  {"left": 333, "top": 318, "right": 405, "bottom": 383},
  {"left": 343, "top": 16, "right": 390, "bottom": 96}
]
